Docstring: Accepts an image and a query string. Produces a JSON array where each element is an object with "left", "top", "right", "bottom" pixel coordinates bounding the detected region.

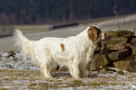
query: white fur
[{"left": 14, "top": 27, "right": 100, "bottom": 78}]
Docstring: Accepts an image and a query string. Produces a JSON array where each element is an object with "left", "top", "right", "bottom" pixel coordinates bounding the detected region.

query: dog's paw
[
  {"left": 46, "top": 76, "right": 53, "bottom": 79},
  {"left": 42, "top": 75, "right": 53, "bottom": 79}
]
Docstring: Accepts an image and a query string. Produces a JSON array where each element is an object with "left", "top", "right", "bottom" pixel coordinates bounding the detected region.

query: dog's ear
[{"left": 87, "top": 26, "right": 101, "bottom": 42}]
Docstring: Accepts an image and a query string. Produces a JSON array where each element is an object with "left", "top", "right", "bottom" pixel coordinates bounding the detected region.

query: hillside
[
  {"left": 0, "top": 0, "right": 136, "bottom": 24},
  {"left": 0, "top": 14, "right": 136, "bottom": 51}
]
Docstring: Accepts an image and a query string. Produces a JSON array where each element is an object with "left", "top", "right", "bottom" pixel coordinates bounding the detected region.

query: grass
[{"left": 0, "top": 69, "right": 136, "bottom": 90}]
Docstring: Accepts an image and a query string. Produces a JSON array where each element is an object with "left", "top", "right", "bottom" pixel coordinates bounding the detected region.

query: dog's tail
[{"left": 14, "top": 29, "right": 33, "bottom": 60}]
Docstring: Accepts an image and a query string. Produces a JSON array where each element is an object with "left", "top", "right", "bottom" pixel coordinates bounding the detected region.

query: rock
[
  {"left": 106, "top": 43, "right": 126, "bottom": 50},
  {"left": 113, "top": 56, "right": 136, "bottom": 72},
  {"left": 102, "top": 31, "right": 116, "bottom": 37},
  {"left": 90, "top": 54, "right": 109, "bottom": 71},
  {"left": 131, "top": 37, "right": 136, "bottom": 44},
  {"left": 104, "top": 30, "right": 134, "bottom": 38},
  {"left": 100, "top": 37, "right": 127, "bottom": 52},
  {"left": 101, "top": 37, "right": 127, "bottom": 45},
  {"left": 108, "top": 48, "right": 131, "bottom": 61},
  {"left": 93, "top": 30, "right": 136, "bottom": 72},
  {"left": 116, "top": 30, "right": 134, "bottom": 38},
  {"left": 126, "top": 43, "right": 136, "bottom": 55},
  {"left": 100, "top": 45, "right": 111, "bottom": 55},
  {"left": 117, "top": 70, "right": 125, "bottom": 75},
  {"left": 134, "top": 56, "right": 136, "bottom": 59}
]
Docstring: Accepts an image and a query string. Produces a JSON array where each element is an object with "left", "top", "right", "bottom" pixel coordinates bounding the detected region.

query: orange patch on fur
[
  {"left": 60, "top": 43, "right": 65, "bottom": 52},
  {"left": 88, "top": 26, "right": 101, "bottom": 42}
]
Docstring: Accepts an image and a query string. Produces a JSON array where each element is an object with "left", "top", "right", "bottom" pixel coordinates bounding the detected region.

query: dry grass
[
  {"left": 0, "top": 69, "right": 136, "bottom": 90},
  {"left": 14, "top": 25, "right": 49, "bottom": 33}
]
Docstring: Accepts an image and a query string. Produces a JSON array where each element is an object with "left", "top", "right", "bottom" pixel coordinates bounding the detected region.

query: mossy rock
[
  {"left": 102, "top": 31, "right": 116, "bottom": 38},
  {"left": 113, "top": 56, "right": 136, "bottom": 72},
  {"left": 126, "top": 43, "right": 136, "bottom": 56},
  {"left": 106, "top": 43, "right": 126, "bottom": 50},
  {"left": 116, "top": 30, "right": 134, "bottom": 38},
  {"left": 117, "top": 70, "right": 125, "bottom": 75},
  {"left": 131, "top": 37, "right": 136, "bottom": 44},
  {"left": 101, "top": 37, "right": 127, "bottom": 45},
  {"left": 104, "top": 30, "right": 134, "bottom": 38},
  {"left": 90, "top": 54, "right": 109, "bottom": 71},
  {"left": 100, "top": 37, "right": 128, "bottom": 53},
  {"left": 108, "top": 48, "right": 131, "bottom": 61}
]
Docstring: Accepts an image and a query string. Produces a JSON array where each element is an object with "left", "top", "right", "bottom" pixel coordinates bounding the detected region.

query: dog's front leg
[
  {"left": 72, "top": 61, "right": 80, "bottom": 78},
  {"left": 68, "top": 65, "right": 74, "bottom": 77}
]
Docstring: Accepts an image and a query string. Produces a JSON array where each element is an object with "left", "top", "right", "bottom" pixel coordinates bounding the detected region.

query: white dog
[{"left": 14, "top": 25, "right": 101, "bottom": 78}]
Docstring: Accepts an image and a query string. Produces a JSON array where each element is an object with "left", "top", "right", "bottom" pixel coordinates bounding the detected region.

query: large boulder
[
  {"left": 104, "top": 30, "right": 134, "bottom": 38},
  {"left": 113, "top": 56, "right": 136, "bottom": 72},
  {"left": 116, "top": 30, "right": 134, "bottom": 38},
  {"left": 106, "top": 43, "right": 126, "bottom": 50},
  {"left": 101, "top": 37, "right": 127, "bottom": 51},
  {"left": 108, "top": 48, "right": 131, "bottom": 61},
  {"left": 101, "top": 37, "right": 127, "bottom": 45},
  {"left": 90, "top": 54, "right": 109, "bottom": 71}
]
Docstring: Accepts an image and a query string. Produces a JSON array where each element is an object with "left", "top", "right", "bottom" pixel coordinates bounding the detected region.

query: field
[
  {"left": 0, "top": 14, "right": 136, "bottom": 90},
  {"left": 0, "top": 51, "right": 136, "bottom": 90},
  {"left": 0, "top": 52, "right": 136, "bottom": 90}
]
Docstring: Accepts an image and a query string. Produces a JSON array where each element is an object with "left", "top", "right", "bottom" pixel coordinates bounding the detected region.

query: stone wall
[{"left": 90, "top": 30, "right": 136, "bottom": 72}]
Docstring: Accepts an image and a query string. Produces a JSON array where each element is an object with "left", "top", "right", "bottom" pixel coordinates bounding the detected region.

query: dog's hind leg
[
  {"left": 40, "top": 57, "right": 53, "bottom": 78},
  {"left": 40, "top": 61, "right": 53, "bottom": 78}
]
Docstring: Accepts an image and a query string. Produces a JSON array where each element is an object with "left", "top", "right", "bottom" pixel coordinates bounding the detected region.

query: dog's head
[{"left": 87, "top": 25, "right": 101, "bottom": 42}]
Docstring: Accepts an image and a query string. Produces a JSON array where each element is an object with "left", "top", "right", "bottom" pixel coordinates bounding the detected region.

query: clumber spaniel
[{"left": 15, "top": 25, "right": 101, "bottom": 78}]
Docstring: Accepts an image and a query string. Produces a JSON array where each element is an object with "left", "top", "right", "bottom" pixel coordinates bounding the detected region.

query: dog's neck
[{"left": 75, "top": 29, "right": 93, "bottom": 43}]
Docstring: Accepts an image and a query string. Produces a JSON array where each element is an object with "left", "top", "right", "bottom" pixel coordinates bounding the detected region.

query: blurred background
[
  {"left": 0, "top": 0, "right": 136, "bottom": 24},
  {"left": 0, "top": 0, "right": 136, "bottom": 35},
  {"left": 0, "top": 0, "right": 136, "bottom": 51}
]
